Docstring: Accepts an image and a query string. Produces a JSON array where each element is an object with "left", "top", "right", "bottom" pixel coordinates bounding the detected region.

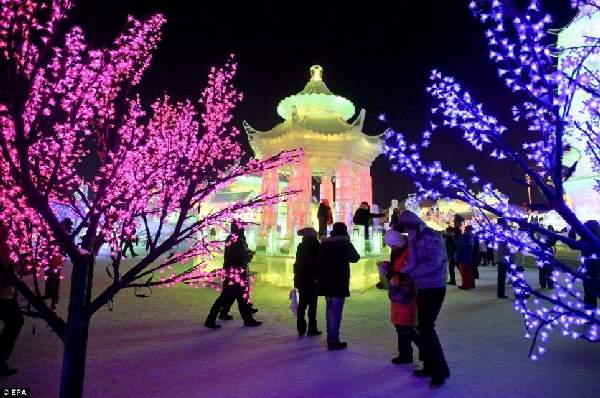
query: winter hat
[
  {"left": 297, "top": 227, "right": 318, "bottom": 238},
  {"left": 331, "top": 222, "right": 349, "bottom": 237},
  {"left": 385, "top": 229, "right": 406, "bottom": 249}
]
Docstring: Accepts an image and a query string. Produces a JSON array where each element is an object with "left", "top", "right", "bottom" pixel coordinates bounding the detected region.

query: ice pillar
[{"left": 260, "top": 168, "right": 279, "bottom": 231}]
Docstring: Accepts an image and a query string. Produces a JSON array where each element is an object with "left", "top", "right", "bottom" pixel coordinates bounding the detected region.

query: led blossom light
[
  {"left": 384, "top": 0, "right": 600, "bottom": 358},
  {"left": 0, "top": 1, "right": 301, "bottom": 384}
]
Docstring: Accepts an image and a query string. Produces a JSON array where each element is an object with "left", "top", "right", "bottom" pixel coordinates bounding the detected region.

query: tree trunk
[{"left": 59, "top": 256, "right": 94, "bottom": 398}]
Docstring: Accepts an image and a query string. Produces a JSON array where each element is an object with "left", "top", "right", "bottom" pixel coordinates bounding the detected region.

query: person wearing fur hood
[{"left": 394, "top": 210, "right": 450, "bottom": 389}]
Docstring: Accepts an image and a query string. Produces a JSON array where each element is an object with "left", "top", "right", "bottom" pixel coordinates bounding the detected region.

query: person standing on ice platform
[
  {"left": 204, "top": 221, "right": 262, "bottom": 329},
  {"left": 317, "top": 199, "right": 333, "bottom": 239},
  {"left": 394, "top": 210, "right": 450, "bottom": 389},
  {"left": 317, "top": 222, "right": 360, "bottom": 350},
  {"left": 353, "top": 201, "right": 383, "bottom": 240},
  {"left": 293, "top": 227, "right": 322, "bottom": 336}
]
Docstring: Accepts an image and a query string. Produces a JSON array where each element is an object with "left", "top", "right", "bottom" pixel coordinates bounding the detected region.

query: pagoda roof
[
  {"left": 276, "top": 65, "right": 356, "bottom": 121},
  {"left": 244, "top": 111, "right": 367, "bottom": 139},
  {"left": 243, "top": 65, "right": 383, "bottom": 171}
]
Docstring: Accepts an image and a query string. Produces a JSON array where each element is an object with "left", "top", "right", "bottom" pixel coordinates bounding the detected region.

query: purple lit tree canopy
[
  {"left": 0, "top": 1, "right": 299, "bottom": 397},
  {"left": 384, "top": 0, "right": 599, "bottom": 358}
]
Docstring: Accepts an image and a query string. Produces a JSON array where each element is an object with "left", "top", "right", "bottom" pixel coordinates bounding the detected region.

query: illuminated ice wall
[{"left": 558, "top": 7, "right": 600, "bottom": 222}]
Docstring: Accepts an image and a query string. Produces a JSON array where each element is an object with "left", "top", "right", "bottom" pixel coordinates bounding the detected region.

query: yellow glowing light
[{"left": 310, "top": 65, "right": 323, "bottom": 81}]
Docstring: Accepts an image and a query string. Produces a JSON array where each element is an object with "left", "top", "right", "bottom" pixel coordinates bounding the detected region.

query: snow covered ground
[{"left": 6, "top": 262, "right": 600, "bottom": 398}]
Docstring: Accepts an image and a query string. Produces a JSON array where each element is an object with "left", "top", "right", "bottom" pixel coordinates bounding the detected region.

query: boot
[
  {"left": 307, "top": 320, "right": 321, "bottom": 336},
  {"left": 430, "top": 376, "right": 448, "bottom": 389},
  {"left": 327, "top": 341, "right": 348, "bottom": 350},
  {"left": 203, "top": 321, "right": 221, "bottom": 330},
  {"left": 391, "top": 355, "right": 412, "bottom": 364},
  {"left": 218, "top": 313, "right": 233, "bottom": 321},
  {"left": 297, "top": 318, "right": 307, "bottom": 336},
  {"left": 244, "top": 319, "right": 262, "bottom": 327},
  {"left": 412, "top": 368, "right": 433, "bottom": 378}
]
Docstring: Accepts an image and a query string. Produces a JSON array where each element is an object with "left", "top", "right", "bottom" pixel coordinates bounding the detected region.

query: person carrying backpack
[{"left": 379, "top": 229, "right": 419, "bottom": 364}]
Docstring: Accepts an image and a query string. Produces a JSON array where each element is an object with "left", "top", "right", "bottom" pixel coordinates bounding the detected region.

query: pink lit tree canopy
[
  {"left": 0, "top": 1, "right": 299, "bottom": 397},
  {"left": 384, "top": 0, "right": 600, "bottom": 359}
]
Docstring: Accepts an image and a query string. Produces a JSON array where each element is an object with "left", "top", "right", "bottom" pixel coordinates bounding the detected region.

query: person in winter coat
[
  {"left": 443, "top": 225, "right": 459, "bottom": 285},
  {"left": 0, "top": 222, "right": 24, "bottom": 376},
  {"left": 390, "top": 208, "right": 400, "bottom": 228},
  {"left": 317, "top": 222, "right": 360, "bottom": 350},
  {"left": 204, "top": 221, "right": 262, "bottom": 329},
  {"left": 122, "top": 227, "right": 138, "bottom": 257},
  {"left": 494, "top": 218, "right": 514, "bottom": 299},
  {"left": 294, "top": 227, "right": 322, "bottom": 336},
  {"left": 581, "top": 220, "right": 600, "bottom": 310},
  {"left": 538, "top": 225, "right": 556, "bottom": 289},
  {"left": 353, "top": 202, "right": 383, "bottom": 239},
  {"left": 471, "top": 229, "right": 480, "bottom": 279},
  {"left": 317, "top": 199, "right": 334, "bottom": 239},
  {"left": 379, "top": 229, "right": 419, "bottom": 364},
  {"left": 394, "top": 210, "right": 450, "bottom": 389},
  {"left": 456, "top": 225, "right": 475, "bottom": 290}
]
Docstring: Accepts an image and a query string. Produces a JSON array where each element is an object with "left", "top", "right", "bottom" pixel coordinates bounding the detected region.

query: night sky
[{"left": 71, "top": 0, "right": 575, "bottom": 207}]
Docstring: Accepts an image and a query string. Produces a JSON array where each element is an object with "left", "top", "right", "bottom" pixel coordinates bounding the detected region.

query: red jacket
[{"left": 389, "top": 250, "right": 417, "bottom": 326}]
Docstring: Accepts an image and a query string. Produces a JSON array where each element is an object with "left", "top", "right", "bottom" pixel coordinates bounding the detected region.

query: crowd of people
[
  {"left": 203, "top": 210, "right": 451, "bottom": 389},
  {"left": 2, "top": 202, "right": 600, "bottom": 388}
]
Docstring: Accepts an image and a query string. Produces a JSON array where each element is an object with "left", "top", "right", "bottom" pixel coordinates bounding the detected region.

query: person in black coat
[
  {"left": 294, "top": 227, "right": 321, "bottom": 336},
  {"left": 443, "top": 225, "right": 459, "bottom": 285},
  {"left": 470, "top": 227, "right": 480, "bottom": 280},
  {"left": 204, "top": 221, "right": 261, "bottom": 329},
  {"left": 317, "top": 199, "right": 333, "bottom": 239},
  {"left": 390, "top": 208, "right": 400, "bottom": 228},
  {"left": 353, "top": 202, "right": 383, "bottom": 239},
  {"left": 582, "top": 220, "right": 600, "bottom": 310},
  {"left": 317, "top": 222, "right": 360, "bottom": 350}
]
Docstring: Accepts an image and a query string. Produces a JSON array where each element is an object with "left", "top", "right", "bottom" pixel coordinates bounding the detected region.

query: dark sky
[{"left": 71, "top": 0, "right": 575, "bottom": 207}]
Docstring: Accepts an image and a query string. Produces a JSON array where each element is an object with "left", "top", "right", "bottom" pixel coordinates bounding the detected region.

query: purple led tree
[
  {"left": 0, "top": 1, "right": 299, "bottom": 397},
  {"left": 384, "top": 0, "right": 599, "bottom": 358}
]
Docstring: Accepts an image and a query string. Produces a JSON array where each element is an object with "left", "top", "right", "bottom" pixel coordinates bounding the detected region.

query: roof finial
[{"left": 310, "top": 65, "right": 323, "bottom": 82}]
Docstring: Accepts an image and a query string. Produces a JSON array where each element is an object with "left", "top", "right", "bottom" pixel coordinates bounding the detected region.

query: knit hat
[
  {"left": 384, "top": 229, "right": 406, "bottom": 248},
  {"left": 331, "top": 222, "right": 348, "bottom": 237},
  {"left": 297, "top": 227, "right": 318, "bottom": 238}
]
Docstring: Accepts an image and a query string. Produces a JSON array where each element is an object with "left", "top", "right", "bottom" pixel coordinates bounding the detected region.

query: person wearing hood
[
  {"left": 317, "top": 222, "right": 360, "bottom": 350},
  {"left": 379, "top": 229, "right": 419, "bottom": 364},
  {"left": 394, "top": 210, "right": 450, "bottom": 389},
  {"left": 294, "top": 227, "right": 322, "bottom": 336},
  {"left": 456, "top": 225, "right": 475, "bottom": 290},
  {"left": 317, "top": 199, "right": 333, "bottom": 239},
  {"left": 581, "top": 220, "right": 600, "bottom": 310},
  {"left": 204, "top": 221, "right": 262, "bottom": 329}
]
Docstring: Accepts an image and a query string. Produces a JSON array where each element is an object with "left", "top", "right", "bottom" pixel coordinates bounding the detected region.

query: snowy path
[{"left": 7, "top": 265, "right": 600, "bottom": 398}]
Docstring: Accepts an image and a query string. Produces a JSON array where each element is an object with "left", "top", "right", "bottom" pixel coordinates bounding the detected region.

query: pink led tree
[
  {"left": 384, "top": 0, "right": 599, "bottom": 358},
  {"left": 0, "top": 1, "right": 299, "bottom": 397}
]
